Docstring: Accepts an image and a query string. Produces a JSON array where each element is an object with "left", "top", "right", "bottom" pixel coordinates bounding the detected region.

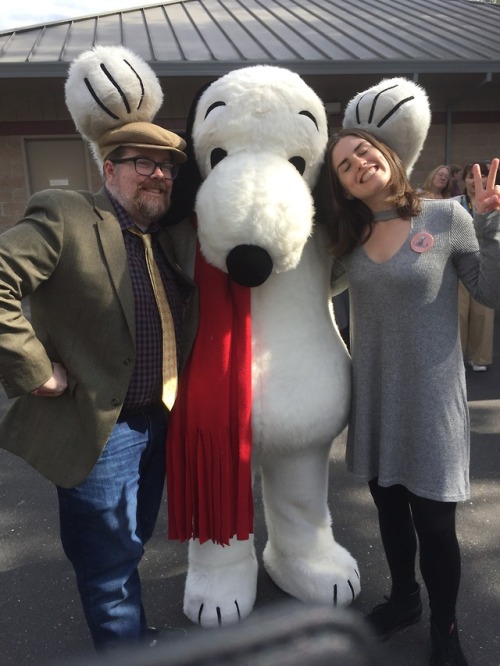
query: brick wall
[
  {"left": 1, "top": 120, "right": 499, "bottom": 231},
  {"left": 0, "top": 136, "right": 28, "bottom": 232}
]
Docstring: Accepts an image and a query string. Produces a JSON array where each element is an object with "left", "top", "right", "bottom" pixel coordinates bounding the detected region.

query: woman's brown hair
[{"left": 314, "top": 128, "right": 422, "bottom": 258}]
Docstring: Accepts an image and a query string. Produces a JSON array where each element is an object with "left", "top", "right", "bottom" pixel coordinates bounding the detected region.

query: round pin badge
[{"left": 410, "top": 231, "right": 434, "bottom": 253}]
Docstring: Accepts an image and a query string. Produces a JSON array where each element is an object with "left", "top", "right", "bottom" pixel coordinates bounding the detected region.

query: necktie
[{"left": 130, "top": 228, "right": 178, "bottom": 410}]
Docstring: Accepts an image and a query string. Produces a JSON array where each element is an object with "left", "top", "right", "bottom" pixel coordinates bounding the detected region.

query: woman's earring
[{"left": 344, "top": 192, "right": 354, "bottom": 200}]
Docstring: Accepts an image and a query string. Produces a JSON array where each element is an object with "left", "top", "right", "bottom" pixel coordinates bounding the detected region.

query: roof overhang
[{"left": 1, "top": 60, "right": 499, "bottom": 79}]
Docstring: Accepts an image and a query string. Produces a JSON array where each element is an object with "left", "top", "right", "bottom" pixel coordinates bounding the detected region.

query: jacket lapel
[{"left": 92, "top": 189, "right": 136, "bottom": 341}]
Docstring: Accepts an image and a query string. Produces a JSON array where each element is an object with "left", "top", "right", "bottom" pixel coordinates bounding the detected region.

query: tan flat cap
[{"left": 97, "top": 121, "right": 187, "bottom": 163}]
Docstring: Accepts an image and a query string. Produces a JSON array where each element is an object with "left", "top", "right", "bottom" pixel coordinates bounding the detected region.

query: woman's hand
[{"left": 473, "top": 158, "right": 500, "bottom": 213}]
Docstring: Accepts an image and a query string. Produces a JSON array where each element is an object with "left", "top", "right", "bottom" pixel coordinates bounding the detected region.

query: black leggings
[{"left": 368, "top": 479, "right": 461, "bottom": 628}]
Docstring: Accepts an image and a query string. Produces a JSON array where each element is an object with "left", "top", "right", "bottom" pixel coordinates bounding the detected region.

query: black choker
[{"left": 372, "top": 209, "right": 399, "bottom": 222}]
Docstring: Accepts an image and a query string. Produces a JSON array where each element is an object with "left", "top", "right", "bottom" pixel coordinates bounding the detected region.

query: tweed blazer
[{"left": 0, "top": 188, "right": 198, "bottom": 488}]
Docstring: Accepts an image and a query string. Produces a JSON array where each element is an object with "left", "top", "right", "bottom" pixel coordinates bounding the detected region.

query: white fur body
[
  {"left": 184, "top": 66, "right": 359, "bottom": 628},
  {"left": 250, "top": 228, "right": 351, "bottom": 453},
  {"left": 184, "top": 229, "right": 357, "bottom": 628}
]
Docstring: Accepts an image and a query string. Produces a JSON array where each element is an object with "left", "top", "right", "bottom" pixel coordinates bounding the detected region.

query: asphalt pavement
[{"left": 1, "top": 313, "right": 500, "bottom": 665}]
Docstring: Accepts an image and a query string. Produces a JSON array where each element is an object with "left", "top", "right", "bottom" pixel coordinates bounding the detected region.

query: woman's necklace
[{"left": 372, "top": 208, "right": 399, "bottom": 222}]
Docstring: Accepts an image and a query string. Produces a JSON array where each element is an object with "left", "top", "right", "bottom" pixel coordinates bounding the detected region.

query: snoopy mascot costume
[
  {"left": 166, "top": 68, "right": 431, "bottom": 628},
  {"left": 165, "top": 65, "right": 357, "bottom": 628}
]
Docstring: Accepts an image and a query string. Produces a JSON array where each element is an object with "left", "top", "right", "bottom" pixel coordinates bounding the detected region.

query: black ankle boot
[
  {"left": 366, "top": 584, "right": 422, "bottom": 640},
  {"left": 430, "top": 619, "right": 468, "bottom": 666}
]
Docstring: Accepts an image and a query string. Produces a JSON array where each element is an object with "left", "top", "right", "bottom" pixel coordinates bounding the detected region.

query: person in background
[
  {"left": 0, "top": 122, "right": 197, "bottom": 650},
  {"left": 449, "top": 164, "right": 463, "bottom": 197},
  {"left": 455, "top": 161, "right": 495, "bottom": 371},
  {"left": 315, "top": 127, "right": 500, "bottom": 666},
  {"left": 418, "top": 164, "right": 452, "bottom": 199}
]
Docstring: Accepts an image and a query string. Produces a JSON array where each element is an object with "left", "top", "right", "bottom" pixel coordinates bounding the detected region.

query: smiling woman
[
  {"left": 333, "top": 135, "right": 397, "bottom": 211},
  {"left": 316, "top": 128, "right": 422, "bottom": 257},
  {"left": 315, "top": 124, "right": 500, "bottom": 665}
]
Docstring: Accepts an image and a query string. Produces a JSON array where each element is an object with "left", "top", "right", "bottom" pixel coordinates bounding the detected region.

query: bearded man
[{"left": 0, "top": 122, "right": 198, "bottom": 650}]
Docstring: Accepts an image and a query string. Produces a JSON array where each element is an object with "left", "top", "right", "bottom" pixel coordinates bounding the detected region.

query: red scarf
[{"left": 166, "top": 238, "right": 254, "bottom": 545}]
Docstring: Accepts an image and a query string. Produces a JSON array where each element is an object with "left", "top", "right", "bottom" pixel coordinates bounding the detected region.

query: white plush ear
[
  {"left": 65, "top": 45, "right": 163, "bottom": 151},
  {"left": 342, "top": 77, "right": 431, "bottom": 175}
]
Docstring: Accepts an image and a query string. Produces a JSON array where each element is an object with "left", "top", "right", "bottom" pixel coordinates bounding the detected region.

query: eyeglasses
[{"left": 110, "top": 157, "right": 179, "bottom": 179}]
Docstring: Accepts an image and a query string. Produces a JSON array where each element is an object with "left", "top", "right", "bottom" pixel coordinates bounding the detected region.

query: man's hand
[{"left": 31, "top": 362, "right": 68, "bottom": 397}]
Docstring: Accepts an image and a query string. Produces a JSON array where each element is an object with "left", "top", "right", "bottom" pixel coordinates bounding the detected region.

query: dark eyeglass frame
[{"left": 110, "top": 157, "right": 179, "bottom": 179}]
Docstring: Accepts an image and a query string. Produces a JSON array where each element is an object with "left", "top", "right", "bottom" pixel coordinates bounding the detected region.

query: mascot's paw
[
  {"left": 184, "top": 538, "right": 258, "bottom": 627},
  {"left": 342, "top": 76, "right": 430, "bottom": 176},
  {"left": 263, "top": 541, "right": 360, "bottom": 607}
]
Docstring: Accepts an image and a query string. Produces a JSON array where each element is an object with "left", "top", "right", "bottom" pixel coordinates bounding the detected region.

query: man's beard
[
  {"left": 132, "top": 188, "right": 171, "bottom": 224},
  {"left": 110, "top": 182, "right": 171, "bottom": 226}
]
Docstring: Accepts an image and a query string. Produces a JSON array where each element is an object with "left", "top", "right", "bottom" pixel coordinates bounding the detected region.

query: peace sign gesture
[{"left": 473, "top": 158, "right": 500, "bottom": 213}]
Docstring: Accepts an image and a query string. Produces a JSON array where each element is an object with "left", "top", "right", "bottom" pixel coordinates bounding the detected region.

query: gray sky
[{"left": 1, "top": 1, "right": 160, "bottom": 31}]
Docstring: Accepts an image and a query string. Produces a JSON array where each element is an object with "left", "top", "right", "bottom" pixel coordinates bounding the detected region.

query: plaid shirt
[{"left": 106, "top": 190, "right": 186, "bottom": 409}]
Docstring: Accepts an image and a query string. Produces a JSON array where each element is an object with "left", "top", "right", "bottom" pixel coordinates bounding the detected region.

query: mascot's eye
[
  {"left": 299, "top": 110, "right": 319, "bottom": 130},
  {"left": 210, "top": 148, "right": 228, "bottom": 169},
  {"left": 289, "top": 156, "right": 306, "bottom": 175}
]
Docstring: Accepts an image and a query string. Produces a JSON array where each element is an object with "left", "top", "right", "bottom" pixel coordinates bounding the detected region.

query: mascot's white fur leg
[
  {"left": 184, "top": 536, "right": 258, "bottom": 627},
  {"left": 260, "top": 445, "right": 360, "bottom": 607}
]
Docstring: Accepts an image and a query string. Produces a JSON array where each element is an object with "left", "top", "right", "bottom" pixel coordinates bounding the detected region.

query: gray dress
[{"left": 334, "top": 199, "right": 500, "bottom": 502}]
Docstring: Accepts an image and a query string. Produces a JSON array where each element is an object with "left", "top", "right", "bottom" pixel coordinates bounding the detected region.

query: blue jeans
[{"left": 57, "top": 404, "right": 167, "bottom": 649}]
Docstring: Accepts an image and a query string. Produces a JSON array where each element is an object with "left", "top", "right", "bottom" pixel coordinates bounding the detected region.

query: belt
[{"left": 117, "top": 403, "right": 165, "bottom": 422}]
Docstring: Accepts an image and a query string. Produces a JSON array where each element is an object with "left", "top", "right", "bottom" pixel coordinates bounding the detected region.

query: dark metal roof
[{"left": 1, "top": 0, "right": 500, "bottom": 78}]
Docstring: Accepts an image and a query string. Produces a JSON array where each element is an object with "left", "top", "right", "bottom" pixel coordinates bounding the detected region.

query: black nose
[{"left": 226, "top": 245, "right": 273, "bottom": 287}]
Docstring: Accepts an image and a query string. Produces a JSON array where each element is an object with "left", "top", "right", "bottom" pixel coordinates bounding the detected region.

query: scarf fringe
[{"left": 168, "top": 426, "right": 253, "bottom": 545}]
